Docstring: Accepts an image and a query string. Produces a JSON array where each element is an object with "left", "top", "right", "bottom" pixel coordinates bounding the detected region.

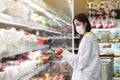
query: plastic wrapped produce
[
  {"left": 4, "top": 66, "right": 20, "bottom": 80},
  {"left": 3, "top": 60, "right": 37, "bottom": 80},
  {"left": 0, "top": 28, "right": 48, "bottom": 59},
  {"left": 0, "top": 72, "right": 10, "bottom": 80},
  {"left": 2, "top": 0, "right": 30, "bottom": 20},
  {"left": 0, "top": 0, "right": 6, "bottom": 12},
  {"left": 19, "top": 60, "right": 37, "bottom": 76}
]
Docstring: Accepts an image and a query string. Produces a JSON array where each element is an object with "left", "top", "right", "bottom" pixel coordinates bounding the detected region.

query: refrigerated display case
[
  {"left": 0, "top": 23, "right": 72, "bottom": 80},
  {"left": 0, "top": 0, "right": 73, "bottom": 80},
  {"left": 0, "top": 27, "right": 50, "bottom": 80},
  {"left": 29, "top": 60, "right": 73, "bottom": 80},
  {"left": 74, "top": 0, "right": 120, "bottom": 80},
  {"left": 86, "top": 0, "right": 120, "bottom": 80}
]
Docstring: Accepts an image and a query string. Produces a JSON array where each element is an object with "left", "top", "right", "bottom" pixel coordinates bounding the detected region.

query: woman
[{"left": 55, "top": 13, "right": 106, "bottom": 80}]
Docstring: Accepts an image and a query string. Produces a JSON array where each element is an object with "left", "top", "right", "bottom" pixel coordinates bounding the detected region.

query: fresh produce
[
  {"left": 37, "top": 37, "right": 46, "bottom": 44},
  {"left": 35, "top": 53, "right": 50, "bottom": 65},
  {"left": 45, "top": 73, "right": 50, "bottom": 78},
  {"left": 0, "top": 53, "right": 32, "bottom": 72},
  {"left": 36, "top": 57, "right": 44, "bottom": 65},
  {"left": 44, "top": 73, "right": 65, "bottom": 80},
  {"left": 28, "top": 50, "right": 52, "bottom": 66},
  {"left": 41, "top": 52, "right": 51, "bottom": 62},
  {"left": 54, "top": 48, "right": 63, "bottom": 56},
  {"left": 30, "top": 75, "right": 65, "bottom": 80},
  {"left": 59, "top": 75, "right": 65, "bottom": 80},
  {"left": 53, "top": 75, "right": 59, "bottom": 80}
]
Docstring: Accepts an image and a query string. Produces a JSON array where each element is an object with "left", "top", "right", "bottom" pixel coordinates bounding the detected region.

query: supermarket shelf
[
  {"left": 74, "top": 36, "right": 80, "bottom": 39},
  {"left": 0, "top": 17, "right": 61, "bottom": 34},
  {"left": 46, "top": 36, "right": 78, "bottom": 40},
  {"left": 51, "top": 47, "right": 78, "bottom": 51},
  {"left": 98, "top": 42, "right": 120, "bottom": 44},
  {"left": 100, "top": 55, "right": 120, "bottom": 57},
  {"left": 0, "top": 44, "right": 49, "bottom": 59},
  {"left": 100, "top": 55, "right": 114, "bottom": 57},
  {"left": 19, "top": 63, "right": 49, "bottom": 80},
  {"left": 47, "top": 36, "right": 79, "bottom": 40},
  {"left": 91, "top": 28, "right": 120, "bottom": 32},
  {"left": 68, "top": 47, "right": 78, "bottom": 50},
  {"left": 114, "top": 77, "right": 120, "bottom": 80}
]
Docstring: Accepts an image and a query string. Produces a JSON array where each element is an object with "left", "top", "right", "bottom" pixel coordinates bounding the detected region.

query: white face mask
[{"left": 75, "top": 25, "right": 85, "bottom": 34}]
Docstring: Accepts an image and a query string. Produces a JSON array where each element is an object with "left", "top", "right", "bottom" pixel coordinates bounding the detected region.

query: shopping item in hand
[{"left": 54, "top": 48, "right": 63, "bottom": 56}]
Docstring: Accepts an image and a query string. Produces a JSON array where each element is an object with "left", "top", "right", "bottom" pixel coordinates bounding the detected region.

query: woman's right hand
[{"left": 54, "top": 48, "right": 63, "bottom": 56}]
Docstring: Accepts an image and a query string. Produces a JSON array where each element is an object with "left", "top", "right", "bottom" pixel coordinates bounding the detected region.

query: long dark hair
[{"left": 73, "top": 13, "right": 91, "bottom": 32}]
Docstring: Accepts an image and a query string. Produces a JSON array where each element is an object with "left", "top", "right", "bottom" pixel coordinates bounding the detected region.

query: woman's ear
[
  {"left": 83, "top": 22, "right": 87, "bottom": 29},
  {"left": 84, "top": 22, "right": 87, "bottom": 27}
]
